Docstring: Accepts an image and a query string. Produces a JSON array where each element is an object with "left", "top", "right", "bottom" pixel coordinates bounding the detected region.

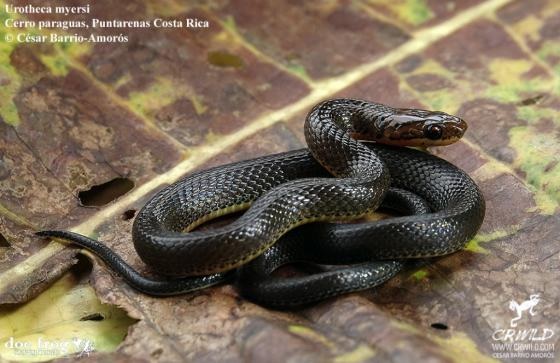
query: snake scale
[{"left": 37, "top": 99, "right": 485, "bottom": 308}]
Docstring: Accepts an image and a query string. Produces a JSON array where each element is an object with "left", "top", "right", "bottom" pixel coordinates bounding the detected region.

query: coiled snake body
[{"left": 38, "top": 99, "right": 485, "bottom": 308}]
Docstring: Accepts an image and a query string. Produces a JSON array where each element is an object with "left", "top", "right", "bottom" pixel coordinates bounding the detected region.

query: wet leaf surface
[{"left": 1, "top": 0, "right": 559, "bottom": 362}]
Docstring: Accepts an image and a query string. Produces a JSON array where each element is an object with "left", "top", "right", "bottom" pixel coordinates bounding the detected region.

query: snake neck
[
  {"left": 306, "top": 99, "right": 392, "bottom": 134},
  {"left": 304, "top": 99, "right": 391, "bottom": 179}
]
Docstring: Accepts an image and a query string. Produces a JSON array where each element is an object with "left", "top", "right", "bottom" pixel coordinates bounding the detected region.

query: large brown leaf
[{"left": 1, "top": 0, "right": 558, "bottom": 362}]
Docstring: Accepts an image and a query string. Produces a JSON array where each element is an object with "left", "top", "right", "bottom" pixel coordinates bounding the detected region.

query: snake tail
[{"left": 35, "top": 230, "right": 230, "bottom": 295}]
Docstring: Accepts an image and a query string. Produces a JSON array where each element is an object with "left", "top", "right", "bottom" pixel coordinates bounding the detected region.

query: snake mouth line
[
  {"left": 352, "top": 132, "right": 462, "bottom": 147},
  {"left": 385, "top": 135, "right": 462, "bottom": 147}
]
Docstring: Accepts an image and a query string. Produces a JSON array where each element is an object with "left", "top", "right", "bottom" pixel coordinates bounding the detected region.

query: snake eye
[{"left": 424, "top": 125, "right": 443, "bottom": 140}]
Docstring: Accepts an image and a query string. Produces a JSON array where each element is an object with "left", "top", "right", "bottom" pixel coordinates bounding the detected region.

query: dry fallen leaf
[
  {"left": 1, "top": 0, "right": 559, "bottom": 362},
  {"left": 0, "top": 259, "right": 134, "bottom": 361}
]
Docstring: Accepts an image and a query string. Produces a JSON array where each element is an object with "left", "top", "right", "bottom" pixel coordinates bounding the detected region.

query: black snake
[{"left": 37, "top": 99, "right": 485, "bottom": 308}]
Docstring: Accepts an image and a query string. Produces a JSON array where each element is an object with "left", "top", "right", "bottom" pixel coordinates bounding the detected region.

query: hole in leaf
[
  {"left": 151, "top": 348, "right": 164, "bottom": 358},
  {"left": 0, "top": 233, "right": 10, "bottom": 247},
  {"left": 544, "top": 160, "right": 557, "bottom": 173},
  {"left": 518, "top": 94, "right": 545, "bottom": 106},
  {"left": 431, "top": 323, "right": 448, "bottom": 330},
  {"left": 78, "top": 178, "right": 134, "bottom": 207},
  {"left": 122, "top": 209, "right": 136, "bottom": 220},
  {"left": 207, "top": 51, "right": 244, "bottom": 68},
  {"left": 80, "top": 313, "right": 105, "bottom": 321}
]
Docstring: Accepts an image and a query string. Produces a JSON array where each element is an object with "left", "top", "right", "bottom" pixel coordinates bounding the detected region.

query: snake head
[{"left": 370, "top": 109, "right": 467, "bottom": 147}]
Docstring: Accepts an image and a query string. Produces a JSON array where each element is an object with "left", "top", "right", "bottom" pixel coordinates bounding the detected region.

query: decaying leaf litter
[{"left": 1, "top": 0, "right": 559, "bottom": 362}]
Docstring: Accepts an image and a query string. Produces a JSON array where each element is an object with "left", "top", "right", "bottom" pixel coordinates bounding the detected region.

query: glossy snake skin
[{"left": 37, "top": 99, "right": 485, "bottom": 308}]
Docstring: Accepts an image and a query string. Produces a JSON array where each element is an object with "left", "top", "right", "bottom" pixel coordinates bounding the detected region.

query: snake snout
[{"left": 437, "top": 115, "right": 467, "bottom": 144}]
